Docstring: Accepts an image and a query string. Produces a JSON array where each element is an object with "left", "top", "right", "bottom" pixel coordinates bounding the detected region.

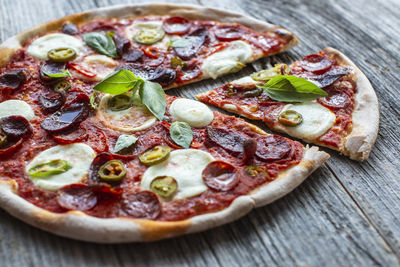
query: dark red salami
[
  {"left": 57, "top": 184, "right": 97, "bottom": 211},
  {"left": 121, "top": 191, "right": 161, "bottom": 219},
  {"left": 203, "top": 161, "right": 239, "bottom": 191}
]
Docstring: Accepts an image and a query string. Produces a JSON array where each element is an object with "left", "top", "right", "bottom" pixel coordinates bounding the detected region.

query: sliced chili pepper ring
[
  {"left": 98, "top": 160, "right": 126, "bottom": 182},
  {"left": 150, "top": 176, "right": 178, "bottom": 199},
  {"left": 48, "top": 48, "right": 77, "bottom": 62},
  {"left": 278, "top": 110, "right": 303, "bottom": 126}
]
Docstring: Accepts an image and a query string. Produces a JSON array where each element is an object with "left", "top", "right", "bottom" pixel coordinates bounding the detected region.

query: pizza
[
  {"left": 197, "top": 48, "right": 379, "bottom": 160},
  {"left": 0, "top": 4, "right": 298, "bottom": 89},
  {"left": 0, "top": 4, "right": 332, "bottom": 243}
]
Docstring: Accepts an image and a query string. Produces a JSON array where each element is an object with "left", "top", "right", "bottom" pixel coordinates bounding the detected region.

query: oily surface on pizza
[
  {"left": 197, "top": 49, "right": 378, "bottom": 159},
  {"left": 0, "top": 4, "right": 330, "bottom": 242}
]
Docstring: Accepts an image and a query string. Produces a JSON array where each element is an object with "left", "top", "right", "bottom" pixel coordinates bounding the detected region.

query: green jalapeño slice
[
  {"left": 98, "top": 160, "right": 126, "bottom": 182},
  {"left": 28, "top": 159, "right": 72, "bottom": 177},
  {"left": 108, "top": 95, "right": 133, "bottom": 111},
  {"left": 150, "top": 175, "right": 178, "bottom": 199},
  {"left": 53, "top": 80, "right": 71, "bottom": 93},
  {"left": 48, "top": 48, "right": 77, "bottom": 62},
  {"left": 250, "top": 64, "right": 289, "bottom": 81},
  {"left": 245, "top": 166, "right": 270, "bottom": 180},
  {"left": 134, "top": 25, "right": 165, "bottom": 45},
  {"left": 279, "top": 110, "right": 303, "bottom": 126},
  {"left": 139, "top": 146, "right": 170, "bottom": 166}
]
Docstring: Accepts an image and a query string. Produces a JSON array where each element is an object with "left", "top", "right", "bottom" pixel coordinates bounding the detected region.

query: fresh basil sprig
[
  {"left": 114, "top": 134, "right": 138, "bottom": 154},
  {"left": 170, "top": 121, "right": 193, "bottom": 149},
  {"left": 83, "top": 32, "right": 118, "bottom": 58},
  {"left": 44, "top": 69, "right": 71, "bottom": 78},
  {"left": 93, "top": 69, "right": 166, "bottom": 120},
  {"left": 257, "top": 75, "right": 328, "bottom": 102}
]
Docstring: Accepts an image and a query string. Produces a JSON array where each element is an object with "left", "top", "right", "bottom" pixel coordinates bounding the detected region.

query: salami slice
[
  {"left": 255, "top": 135, "right": 292, "bottom": 162},
  {"left": 163, "top": 17, "right": 191, "bottom": 35},
  {"left": 299, "top": 54, "right": 333, "bottom": 74},
  {"left": 203, "top": 161, "right": 239, "bottom": 191},
  {"left": 206, "top": 126, "right": 246, "bottom": 154},
  {"left": 57, "top": 184, "right": 97, "bottom": 211},
  {"left": 121, "top": 190, "right": 161, "bottom": 219}
]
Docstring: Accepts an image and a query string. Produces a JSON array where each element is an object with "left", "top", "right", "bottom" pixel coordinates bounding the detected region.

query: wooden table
[{"left": 1, "top": 0, "right": 399, "bottom": 266}]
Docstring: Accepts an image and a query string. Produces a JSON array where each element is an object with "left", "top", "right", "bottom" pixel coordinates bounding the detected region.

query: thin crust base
[{"left": 0, "top": 123, "right": 328, "bottom": 243}]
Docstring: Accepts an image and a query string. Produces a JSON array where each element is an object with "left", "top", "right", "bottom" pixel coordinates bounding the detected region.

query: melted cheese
[
  {"left": 232, "top": 76, "right": 256, "bottom": 86},
  {"left": 70, "top": 55, "right": 118, "bottom": 82},
  {"left": 169, "top": 99, "right": 214, "bottom": 128},
  {"left": 202, "top": 40, "right": 253, "bottom": 79},
  {"left": 280, "top": 102, "right": 336, "bottom": 140},
  {"left": 96, "top": 95, "right": 156, "bottom": 132},
  {"left": 26, "top": 143, "right": 96, "bottom": 191},
  {"left": 141, "top": 149, "right": 215, "bottom": 199},
  {"left": 0, "top": 100, "right": 35, "bottom": 120},
  {"left": 27, "top": 33, "right": 84, "bottom": 60}
]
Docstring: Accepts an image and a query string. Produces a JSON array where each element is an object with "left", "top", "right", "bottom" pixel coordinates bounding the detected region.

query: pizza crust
[
  {"left": 323, "top": 47, "right": 379, "bottom": 161},
  {"left": 0, "top": 3, "right": 298, "bottom": 85},
  {"left": 0, "top": 122, "right": 328, "bottom": 243}
]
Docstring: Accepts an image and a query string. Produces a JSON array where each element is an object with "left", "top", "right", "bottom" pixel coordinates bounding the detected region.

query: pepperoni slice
[
  {"left": 67, "top": 62, "right": 96, "bottom": 78},
  {"left": 177, "top": 65, "right": 202, "bottom": 83},
  {"left": 113, "top": 34, "right": 131, "bottom": 57},
  {"left": 255, "top": 135, "right": 292, "bottom": 162},
  {"left": 163, "top": 17, "right": 191, "bottom": 35},
  {"left": 206, "top": 126, "right": 246, "bottom": 154},
  {"left": 0, "top": 115, "right": 31, "bottom": 139},
  {"left": 121, "top": 190, "right": 161, "bottom": 219},
  {"left": 306, "top": 67, "right": 348, "bottom": 88},
  {"left": 203, "top": 161, "right": 239, "bottom": 191},
  {"left": 214, "top": 25, "right": 242, "bottom": 41},
  {"left": 40, "top": 61, "right": 66, "bottom": 83},
  {"left": 86, "top": 126, "right": 109, "bottom": 153},
  {"left": 174, "top": 27, "right": 207, "bottom": 60},
  {"left": 243, "top": 139, "right": 257, "bottom": 164},
  {"left": 299, "top": 54, "right": 333, "bottom": 74},
  {"left": 0, "top": 138, "right": 23, "bottom": 156},
  {"left": 52, "top": 127, "right": 88, "bottom": 144},
  {"left": 319, "top": 92, "right": 350, "bottom": 109},
  {"left": 38, "top": 93, "right": 65, "bottom": 113},
  {"left": 57, "top": 184, "right": 97, "bottom": 211},
  {"left": 62, "top": 23, "right": 79, "bottom": 35},
  {"left": 117, "top": 64, "right": 176, "bottom": 86},
  {"left": 122, "top": 49, "right": 144, "bottom": 62},
  {"left": 0, "top": 69, "right": 27, "bottom": 90}
]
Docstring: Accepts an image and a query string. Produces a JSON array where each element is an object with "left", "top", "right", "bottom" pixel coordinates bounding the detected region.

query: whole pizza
[{"left": 0, "top": 3, "right": 378, "bottom": 242}]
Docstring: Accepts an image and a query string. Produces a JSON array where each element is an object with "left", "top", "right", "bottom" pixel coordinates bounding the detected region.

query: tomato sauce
[{"left": 0, "top": 17, "right": 300, "bottom": 221}]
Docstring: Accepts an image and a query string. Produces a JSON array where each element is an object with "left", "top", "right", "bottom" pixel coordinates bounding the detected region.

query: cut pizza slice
[
  {"left": 0, "top": 4, "right": 298, "bottom": 89},
  {"left": 197, "top": 47, "right": 379, "bottom": 160}
]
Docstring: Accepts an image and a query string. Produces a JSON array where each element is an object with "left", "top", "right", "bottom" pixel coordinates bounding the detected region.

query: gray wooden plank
[{"left": 1, "top": 0, "right": 400, "bottom": 266}]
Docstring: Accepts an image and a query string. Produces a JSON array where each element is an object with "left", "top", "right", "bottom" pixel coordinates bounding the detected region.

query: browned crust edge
[
  {"left": 0, "top": 3, "right": 299, "bottom": 83},
  {"left": 322, "top": 47, "right": 379, "bottom": 161},
  {"left": 196, "top": 47, "right": 379, "bottom": 161},
  {"left": 0, "top": 120, "right": 327, "bottom": 243}
]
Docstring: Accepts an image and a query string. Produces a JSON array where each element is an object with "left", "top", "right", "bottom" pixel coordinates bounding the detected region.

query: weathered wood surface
[{"left": 1, "top": 0, "right": 400, "bottom": 266}]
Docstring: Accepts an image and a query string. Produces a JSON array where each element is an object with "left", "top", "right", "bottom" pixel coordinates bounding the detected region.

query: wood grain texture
[{"left": 1, "top": 0, "right": 400, "bottom": 266}]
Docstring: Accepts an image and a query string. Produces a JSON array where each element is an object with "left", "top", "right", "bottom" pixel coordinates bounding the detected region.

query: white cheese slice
[
  {"left": 141, "top": 149, "right": 215, "bottom": 199},
  {"left": 26, "top": 143, "right": 96, "bottom": 191},
  {"left": 96, "top": 95, "right": 156, "bottom": 132},
  {"left": 0, "top": 100, "right": 35, "bottom": 120},
  {"left": 202, "top": 40, "right": 253, "bottom": 79},
  {"left": 169, "top": 99, "right": 214, "bottom": 128},
  {"left": 280, "top": 102, "right": 336, "bottom": 140},
  {"left": 70, "top": 55, "right": 118, "bottom": 82},
  {"left": 27, "top": 33, "right": 84, "bottom": 60}
]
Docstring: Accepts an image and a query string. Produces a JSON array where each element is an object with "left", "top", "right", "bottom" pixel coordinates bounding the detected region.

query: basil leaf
[
  {"left": 168, "top": 38, "right": 192, "bottom": 49},
  {"left": 93, "top": 69, "right": 141, "bottom": 95},
  {"left": 139, "top": 80, "right": 166, "bottom": 120},
  {"left": 258, "top": 75, "right": 328, "bottom": 102},
  {"left": 170, "top": 121, "right": 193, "bottom": 149},
  {"left": 45, "top": 69, "right": 71, "bottom": 78},
  {"left": 83, "top": 32, "right": 118, "bottom": 58},
  {"left": 114, "top": 134, "right": 138, "bottom": 154}
]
